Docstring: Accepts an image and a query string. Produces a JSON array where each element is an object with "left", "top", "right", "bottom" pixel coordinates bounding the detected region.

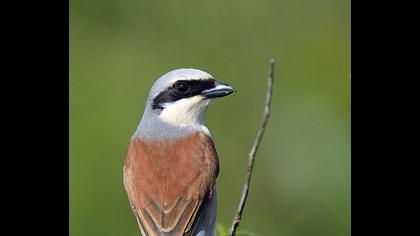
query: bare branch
[{"left": 228, "top": 59, "right": 275, "bottom": 236}]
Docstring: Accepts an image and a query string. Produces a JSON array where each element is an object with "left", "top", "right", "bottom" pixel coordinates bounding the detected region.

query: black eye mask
[{"left": 152, "top": 79, "right": 215, "bottom": 110}]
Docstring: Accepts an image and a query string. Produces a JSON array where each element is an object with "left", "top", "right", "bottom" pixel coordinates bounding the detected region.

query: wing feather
[{"left": 123, "top": 132, "right": 218, "bottom": 236}]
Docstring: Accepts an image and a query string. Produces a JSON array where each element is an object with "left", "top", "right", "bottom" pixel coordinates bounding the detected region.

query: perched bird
[{"left": 123, "top": 68, "right": 235, "bottom": 236}]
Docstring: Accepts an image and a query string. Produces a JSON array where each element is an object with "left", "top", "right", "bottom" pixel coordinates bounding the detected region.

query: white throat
[{"left": 158, "top": 95, "right": 211, "bottom": 135}]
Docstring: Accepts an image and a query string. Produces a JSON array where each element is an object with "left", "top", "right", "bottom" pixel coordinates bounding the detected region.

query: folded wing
[{"left": 124, "top": 132, "right": 219, "bottom": 236}]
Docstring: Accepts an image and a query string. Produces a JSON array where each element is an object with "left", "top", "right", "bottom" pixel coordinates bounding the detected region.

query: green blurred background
[{"left": 70, "top": 0, "right": 350, "bottom": 235}]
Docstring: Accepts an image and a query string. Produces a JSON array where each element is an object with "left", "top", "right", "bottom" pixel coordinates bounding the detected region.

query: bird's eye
[{"left": 175, "top": 81, "right": 189, "bottom": 92}]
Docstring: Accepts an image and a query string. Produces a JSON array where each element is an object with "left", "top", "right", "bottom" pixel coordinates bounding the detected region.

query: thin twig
[{"left": 228, "top": 59, "right": 275, "bottom": 236}]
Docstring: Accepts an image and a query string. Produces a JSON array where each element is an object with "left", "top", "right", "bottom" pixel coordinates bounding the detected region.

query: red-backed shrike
[{"left": 124, "top": 69, "right": 235, "bottom": 236}]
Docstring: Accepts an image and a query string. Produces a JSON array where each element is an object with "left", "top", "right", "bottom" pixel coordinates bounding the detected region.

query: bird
[{"left": 123, "top": 68, "right": 235, "bottom": 236}]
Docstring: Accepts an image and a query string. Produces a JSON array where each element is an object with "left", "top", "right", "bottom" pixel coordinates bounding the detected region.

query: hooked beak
[{"left": 202, "top": 81, "right": 236, "bottom": 99}]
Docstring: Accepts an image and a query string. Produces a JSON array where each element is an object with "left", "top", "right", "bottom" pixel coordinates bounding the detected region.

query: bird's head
[
  {"left": 136, "top": 68, "right": 235, "bottom": 139},
  {"left": 148, "top": 68, "right": 235, "bottom": 126}
]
